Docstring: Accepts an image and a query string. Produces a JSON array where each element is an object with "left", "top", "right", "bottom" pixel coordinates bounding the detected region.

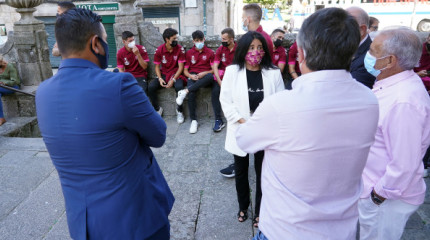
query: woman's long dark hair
[{"left": 232, "top": 31, "right": 276, "bottom": 70}]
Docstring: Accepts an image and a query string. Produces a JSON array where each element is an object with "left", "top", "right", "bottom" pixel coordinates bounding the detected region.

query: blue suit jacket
[
  {"left": 36, "top": 59, "right": 174, "bottom": 240},
  {"left": 351, "top": 36, "right": 376, "bottom": 89}
]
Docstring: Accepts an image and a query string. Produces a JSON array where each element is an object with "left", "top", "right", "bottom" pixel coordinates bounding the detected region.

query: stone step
[
  {"left": 1, "top": 84, "right": 218, "bottom": 119},
  {"left": 1, "top": 86, "right": 37, "bottom": 119},
  {"left": 0, "top": 116, "right": 39, "bottom": 137},
  {"left": 156, "top": 87, "right": 216, "bottom": 118}
]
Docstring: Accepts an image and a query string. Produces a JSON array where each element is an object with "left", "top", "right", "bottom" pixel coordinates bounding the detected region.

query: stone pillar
[
  {"left": 114, "top": 0, "right": 164, "bottom": 80},
  {"left": 113, "top": 0, "right": 144, "bottom": 50},
  {"left": 5, "top": 0, "right": 52, "bottom": 86}
]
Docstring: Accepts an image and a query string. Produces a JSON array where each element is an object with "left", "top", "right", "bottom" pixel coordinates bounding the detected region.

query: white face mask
[
  {"left": 242, "top": 19, "right": 248, "bottom": 32},
  {"left": 127, "top": 41, "right": 136, "bottom": 49}
]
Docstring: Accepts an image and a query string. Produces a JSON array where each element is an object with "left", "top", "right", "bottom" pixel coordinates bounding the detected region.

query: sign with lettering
[
  {"left": 76, "top": 3, "right": 119, "bottom": 11},
  {"left": 149, "top": 18, "right": 177, "bottom": 25}
]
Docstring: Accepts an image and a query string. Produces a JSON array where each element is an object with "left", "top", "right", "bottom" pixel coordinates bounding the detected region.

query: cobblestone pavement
[{"left": 0, "top": 117, "right": 429, "bottom": 239}]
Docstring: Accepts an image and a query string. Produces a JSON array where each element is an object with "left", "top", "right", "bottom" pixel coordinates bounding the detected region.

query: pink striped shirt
[{"left": 362, "top": 70, "right": 430, "bottom": 205}]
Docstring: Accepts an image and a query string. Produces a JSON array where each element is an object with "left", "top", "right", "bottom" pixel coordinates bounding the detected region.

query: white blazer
[{"left": 220, "top": 64, "right": 285, "bottom": 156}]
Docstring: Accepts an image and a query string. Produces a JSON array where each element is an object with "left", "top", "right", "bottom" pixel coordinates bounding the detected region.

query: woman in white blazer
[{"left": 220, "top": 31, "right": 285, "bottom": 227}]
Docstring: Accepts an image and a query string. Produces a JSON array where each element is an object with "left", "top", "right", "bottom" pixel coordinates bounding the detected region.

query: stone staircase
[
  {"left": 2, "top": 85, "right": 37, "bottom": 119},
  {"left": 0, "top": 84, "right": 218, "bottom": 137},
  {"left": 1, "top": 85, "right": 38, "bottom": 137}
]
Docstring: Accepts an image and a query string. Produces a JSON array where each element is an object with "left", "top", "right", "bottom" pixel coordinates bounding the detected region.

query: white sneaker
[
  {"left": 176, "top": 109, "right": 184, "bottom": 124},
  {"left": 189, "top": 120, "right": 198, "bottom": 134},
  {"left": 176, "top": 90, "right": 188, "bottom": 105},
  {"left": 424, "top": 169, "right": 428, "bottom": 178},
  {"left": 156, "top": 107, "right": 163, "bottom": 116}
]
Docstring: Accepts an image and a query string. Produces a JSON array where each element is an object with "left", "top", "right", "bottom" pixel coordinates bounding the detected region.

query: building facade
[{"left": 0, "top": 0, "right": 243, "bottom": 68}]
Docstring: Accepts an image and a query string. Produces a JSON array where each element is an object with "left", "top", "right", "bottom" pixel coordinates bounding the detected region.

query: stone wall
[
  {"left": 143, "top": 33, "right": 297, "bottom": 118},
  {"left": 0, "top": 4, "right": 20, "bottom": 33}
]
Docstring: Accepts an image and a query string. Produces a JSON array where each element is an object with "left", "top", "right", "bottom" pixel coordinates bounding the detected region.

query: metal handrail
[{"left": 0, "top": 84, "right": 35, "bottom": 97}]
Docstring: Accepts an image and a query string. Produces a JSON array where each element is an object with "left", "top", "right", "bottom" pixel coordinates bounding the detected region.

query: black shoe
[{"left": 220, "top": 163, "right": 235, "bottom": 178}]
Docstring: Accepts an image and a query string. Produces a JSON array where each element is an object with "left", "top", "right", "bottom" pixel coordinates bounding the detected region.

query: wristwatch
[{"left": 370, "top": 190, "right": 385, "bottom": 205}]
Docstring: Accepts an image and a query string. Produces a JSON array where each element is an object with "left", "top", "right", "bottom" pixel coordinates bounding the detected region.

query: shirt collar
[
  {"left": 256, "top": 25, "right": 263, "bottom": 33},
  {"left": 273, "top": 46, "right": 284, "bottom": 52},
  {"left": 192, "top": 45, "right": 208, "bottom": 53},
  {"left": 162, "top": 43, "right": 178, "bottom": 53},
  {"left": 292, "top": 70, "right": 353, "bottom": 88},
  {"left": 359, "top": 35, "right": 369, "bottom": 47},
  {"left": 372, "top": 70, "right": 415, "bottom": 93},
  {"left": 59, "top": 58, "right": 99, "bottom": 70},
  {"left": 223, "top": 42, "right": 237, "bottom": 52}
]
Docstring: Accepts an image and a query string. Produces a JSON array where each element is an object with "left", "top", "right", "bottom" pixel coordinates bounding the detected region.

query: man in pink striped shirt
[{"left": 360, "top": 28, "right": 430, "bottom": 240}]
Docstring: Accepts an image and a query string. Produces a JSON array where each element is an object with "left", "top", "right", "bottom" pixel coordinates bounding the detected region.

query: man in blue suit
[
  {"left": 36, "top": 8, "right": 174, "bottom": 240},
  {"left": 347, "top": 7, "right": 376, "bottom": 89}
]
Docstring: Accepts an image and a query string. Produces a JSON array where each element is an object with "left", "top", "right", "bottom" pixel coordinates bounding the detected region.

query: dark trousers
[
  {"left": 145, "top": 223, "right": 170, "bottom": 240},
  {"left": 211, "top": 83, "right": 222, "bottom": 120},
  {"left": 187, "top": 73, "right": 214, "bottom": 120},
  {"left": 0, "top": 85, "right": 18, "bottom": 118},
  {"left": 423, "top": 145, "right": 430, "bottom": 169},
  {"left": 148, "top": 74, "right": 184, "bottom": 112},
  {"left": 135, "top": 77, "right": 148, "bottom": 94},
  {"left": 234, "top": 150, "right": 264, "bottom": 216}
]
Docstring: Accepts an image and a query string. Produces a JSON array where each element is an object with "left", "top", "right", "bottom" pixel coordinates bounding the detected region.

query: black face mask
[
  {"left": 90, "top": 37, "right": 109, "bottom": 69},
  {"left": 171, "top": 40, "right": 178, "bottom": 47},
  {"left": 274, "top": 39, "right": 283, "bottom": 48},
  {"left": 222, "top": 41, "right": 229, "bottom": 47}
]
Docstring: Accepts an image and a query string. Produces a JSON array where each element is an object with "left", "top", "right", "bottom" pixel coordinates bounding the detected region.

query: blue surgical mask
[
  {"left": 195, "top": 42, "right": 204, "bottom": 50},
  {"left": 364, "top": 52, "right": 388, "bottom": 77},
  {"left": 242, "top": 19, "right": 248, "bottom": 32},
  {"left": 90, "top": 37, "right": 109, "bottom": 69}
]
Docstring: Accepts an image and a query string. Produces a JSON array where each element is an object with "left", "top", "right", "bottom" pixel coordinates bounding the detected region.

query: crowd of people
[{"left": 2, "top": 1, "right": 425, "bottom": 239}]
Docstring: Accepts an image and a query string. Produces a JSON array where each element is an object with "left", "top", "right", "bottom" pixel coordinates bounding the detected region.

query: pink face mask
[{"left": 245, "top": 50, "right": 265, "bottom": 66}]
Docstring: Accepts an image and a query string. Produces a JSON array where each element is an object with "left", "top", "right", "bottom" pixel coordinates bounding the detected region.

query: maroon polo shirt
[
  {"left": 288, "top": 42, "right": 301, "bottom": 74},
  {"left": 154, "top": 43, "right": 186, "bottom": 82},
  {"left": 272, "top": 45, "right": 287, "bottom": 66},
  {"left": 184, "top": 45, "right": 214, "bottom": 73},
  {"left": 116, "top": 45, "right": 150, "bottom": 78},
  {"left": 256, "top": 25, "right": 273, "bottom": 58},
  {"left": 214, "top": 43, "right": 237, "bottom": 71}
]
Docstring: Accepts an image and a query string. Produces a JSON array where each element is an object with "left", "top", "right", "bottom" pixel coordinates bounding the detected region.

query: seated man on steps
[
  {"left": 176, "top": 30, "right": 215, "bottom": 134},
  {"left": 116, "top": 31, "right": 150, "bottom": 93},
  {"left": 0, "top": 54, "right": 20, "bottom": 126},
  {"left": 148, "top": 28, "right": 187, "bottom": 123}
]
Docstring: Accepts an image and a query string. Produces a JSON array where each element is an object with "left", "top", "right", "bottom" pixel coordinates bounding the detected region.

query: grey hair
[
  {"left": 346, "top": 6, "right": 369, "bottom": 28},
  {"left": 379, "top": 28, "right": 422, "bottom": 70}
]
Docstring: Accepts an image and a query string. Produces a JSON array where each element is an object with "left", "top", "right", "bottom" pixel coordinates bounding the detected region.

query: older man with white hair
[
  {"left": 359, "top": 28, "right": 430, "bottom": 240},
  {"left": 347, "top": 7, "right": 376, "bottom": 89}
]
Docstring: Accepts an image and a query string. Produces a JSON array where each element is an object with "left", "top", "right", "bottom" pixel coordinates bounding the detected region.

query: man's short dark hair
[
  {"left": 58, "top": 1, "right": 75, "bottom": 11},
  {"left": 271, "top": 29, "right": 285, "bottom": 36},
  {"left": 162, "top": 28, "right": 178, "bottom": 43},
  {"left": 122, "top": 31, "right": 134, "bottom": 40},
  {"left": 221, "top": 28, "right": 235, "bottom": 39},
  {"left": 369, "top": 16, "right": 379, "bottom": 27},
  {"left": 55, "top": 8, "right": 103, "bottom": 56},
  {"left": 297, "top": 8, "right": 360, "bottom": 71},
  {"left": 192, "top": 30, "right": 204, "bottom": 41},
  {"left": 243, "top": 4, "right": 262, "bottom": 23}
]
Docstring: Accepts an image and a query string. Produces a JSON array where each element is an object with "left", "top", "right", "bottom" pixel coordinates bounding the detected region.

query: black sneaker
[
  {"left": 213, "top": 119, "right": 226, "bottom": 132},
  {"left": 220, "top": 163, "right": 235, "bottom": 178}
]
